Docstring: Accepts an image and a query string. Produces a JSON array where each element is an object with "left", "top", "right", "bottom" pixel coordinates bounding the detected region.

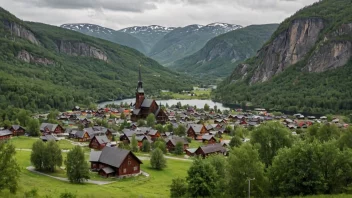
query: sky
[{"left": 0, "top": 0, "right": 319, "bottom": 30}]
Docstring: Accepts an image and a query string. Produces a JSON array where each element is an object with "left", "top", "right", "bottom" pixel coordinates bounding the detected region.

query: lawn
[
  {"left": 188, "top": 140, "right": 203, "bottom": 148},
  {"left": 10, "top": 137, "right": 75, "bottom": 150},
  {"left": 0, "top": 143, "right": 192, "bottom": 198}
]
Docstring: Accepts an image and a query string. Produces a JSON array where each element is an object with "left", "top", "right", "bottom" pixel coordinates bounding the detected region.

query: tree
[
  {"left": 131, "top": 134, "right": 138, "bottom": 152},
  {"left": 174, "top": 141, "right": 184, "bottom": 155},
  {"left": 30, "top": 140, "right": 62, "bottom": 172},
  {"left": 308, "top": 123, "right": 340, "bottom": 142},
  {"left": 338, "top": 127, "right": 352, "bottom": 149},
  {"left": 65, "top": 146, "right": 90, "bottom": 183},
  {"left": 146, "top": 113, "right": 156, "bottom": 127},
  {"left": 120, "top": 112, "right": 126, "bottom": 120},
  {"left": 2, "top": 119, "right": 12, "bottom": 129},
  {"left": 187, "top": 158, "right": 217, "bottom": 197},
  {"left": 153, "top": 139, "right": 167, "bottom": 153},
  {"left": 137, "top": 119, "right": 145, "bottom": 127},
  {"left": 269, "top": 140, "right": 352, "bottom": 196},
  {"left": 150, "top": 148, "right": 166, "bottom": 170},
  {"left": 0, "top": 142, "right": 20, "bottom": 194},
  {"left": 165, "top": 123, "right": 173, "bottom": 132},
  {"left": 227, "top": 144, "right": 268, "bottom": 197},
  {"left": 27, "top": 118, "right": 40, "bottom": 136},
  {"left": 229, "top": 135, "right": 242, "bottom": 148},
  {"left": 250, "top": 122, "right": 293, "bottom": 167},
  {"left": 204, "top": 103, "right": 210, "bottom": 111},
  {"left": 44, "top": 140, "right": 63, "bottom": 172},
  {"left": 170, "top": 177, "right": 187, "bottom": 198},
  {"left": 31, "top": 140, "right": 46, "bottom": 170},
  {"left": 154, "top": 124, "right": 164, "bottom": 133},
  {"left": 206, "top": 155, "right": 227, "bottom": 196},
  {"left": 141, "top": 140, "right": 151, "bottom": 152},
  {"left": 174, "top": 125, "right": 186, "bottom": 136}
]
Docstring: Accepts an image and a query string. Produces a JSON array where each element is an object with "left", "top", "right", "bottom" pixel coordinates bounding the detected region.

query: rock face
[
  {"left": 17, "top": 50, "right": 54, "bottom": 65},
  {"left": 58, "top": 41, "right": 108, "bottom": 61},
  {"left": 3, "top": 20, "right": 40, "bottom": 45},
  {"left": 249, "top": 18, "right": 325, "bottom": 83}
]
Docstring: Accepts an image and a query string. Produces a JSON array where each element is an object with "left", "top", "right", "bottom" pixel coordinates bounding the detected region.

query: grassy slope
[
  {"left": 0, "top": 7, "right": 194, "bottom": 111},
  {"left": 172, "top": 24, "right": 279, "bottom": 77}
]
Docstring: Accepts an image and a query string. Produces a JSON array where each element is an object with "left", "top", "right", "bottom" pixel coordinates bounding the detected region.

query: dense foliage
[
  {"left": 30, "top": 140, "right": 62, "bottom": 172},
  {"left": 214, "top": 0, "right": 352, "bottom": 115},
  {"left": 0, "top": 7, "right": 193, "bottom": 112},
  {"left": 150, "top": 148, "right": 166, "bottom": 170},
  {"left": 0, "top": 142, "right": 20, "bottom": 194},
  {"left": 65, "top": 146, "right": 90, "bottom": 183},
  {"left": 172, "top": 24, "right": 278, "bottom": 77}
]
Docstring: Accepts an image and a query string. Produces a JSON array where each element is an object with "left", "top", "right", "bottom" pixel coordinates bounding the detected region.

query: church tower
[{"left": 135, "top": 66, "right": 145, "bottom": 109}]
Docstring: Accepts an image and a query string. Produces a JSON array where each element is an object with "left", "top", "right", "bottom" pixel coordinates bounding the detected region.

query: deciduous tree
[
  {"left": 65, "top": 146, "right": 90, "bottom": 183},
  {"left": 170, "top": 177, "right": 187, "bottom": 198},
  {"left": 174, "top": 141, "right": 184, "bottom": 155},
  {"left": 0, "top": 142, "right": 20, "bottom": 194},
  {"left": 146, "top": 113, "right": 156, "bottom": 127},
  {"left": 150, "top": 148, "right": 166, "bottom": 170},
  {"left": 131, "top": 134, "right": 138, "bottom": 152}
]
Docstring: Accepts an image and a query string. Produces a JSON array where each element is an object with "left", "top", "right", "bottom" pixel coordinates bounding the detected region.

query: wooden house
[
  {"left": 165, "top": 137, "right": 189, "bottom": 152},
  {"left": 40, "top": 123, "right": 64, "bottom": 135},
  {"left": 89, "top": 147, "right": 142, "bottom": 177},
  {"left": 89, "top": 135, "right": 110, "bottom": 150},
  {"left": 0, "top": 129, "right": 12, "bottom": 141},
  {"left": 187, "top": 124, "right": 208, "bottom": 139},
  {"left": 75, "top": 131, "right": 91, "bottom": 142},
  {"left": 197, "top": 135, "right": 217, "bottom": 144},
  {"left": 194, "top": 143, "right": 227, "bottom": 158},
  {"left": 146, "top": 129, "right": 160, "bottom": 141},
  {"left": 9, "top": 125, "right": 25, "bottom": 136},
  {"left": 40, "top": 134, "right": 59, "bottom": 142}
]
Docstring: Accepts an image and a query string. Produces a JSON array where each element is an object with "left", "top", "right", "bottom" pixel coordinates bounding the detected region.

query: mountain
[
  {"left": 149, "top": 23, "right": 242, "bottom": 65},
  {"left": 0, "top": 7, "right": 193, "bottom": 111},
  {"left": 214, "top": 0, "right": 352, "bottom": 115},
  {"left": 119, "top": 25, "right": 176, "bottom": 54},
  {"left": 171, "top": 24, "right": 279, "bottom": 78},
  {"left": 60, "top": 23, "right": 146, "bottom": 53}
]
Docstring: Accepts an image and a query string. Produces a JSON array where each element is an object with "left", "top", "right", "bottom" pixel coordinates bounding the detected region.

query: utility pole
[{"left": 247, "top": 178, "right": 255, "bottom": 198}]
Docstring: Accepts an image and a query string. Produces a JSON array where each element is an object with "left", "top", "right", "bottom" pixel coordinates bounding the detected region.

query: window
[
  {"left": 123, "top": 168, "right": 126, "bottom": 173},
  {"left": 133, "top": 166, "right": 138, "bottom": 171},
  {"left": 128, "top": 161, "right": 131, "bottom": 165}
]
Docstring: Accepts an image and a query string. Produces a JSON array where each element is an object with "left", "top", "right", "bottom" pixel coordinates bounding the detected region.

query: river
[{"left": 98, "top": 99, "right": 231, "bottom": 111}]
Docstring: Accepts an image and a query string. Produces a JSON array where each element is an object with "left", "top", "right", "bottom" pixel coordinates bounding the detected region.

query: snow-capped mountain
[
  {"left": 148, "top": 23, "right": 243, "bottom": 65},
  {"left": 60, "top": 23, "right": 146, "bottom": 53},
  {"left": 118, "top": 25, "right": 177, "bottom": 53}
]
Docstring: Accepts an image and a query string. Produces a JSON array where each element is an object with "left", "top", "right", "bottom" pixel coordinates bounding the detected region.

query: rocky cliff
[
  {"left": 3, "top": 20, "right": 40, "bottom": 45},
  {"left": 17, "top": 50, "right": 55, "bottom": 65},
  {"left": 58, "top": 40, "right": 108, "bottom": 62}
]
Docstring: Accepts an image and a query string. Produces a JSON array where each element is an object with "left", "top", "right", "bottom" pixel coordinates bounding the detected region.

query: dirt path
[
  {"left": 26, "top": 166, "right": 115, "bottom": 185},
  {"left": 139, "top": 154, "right": 192, "bottom": 162}
]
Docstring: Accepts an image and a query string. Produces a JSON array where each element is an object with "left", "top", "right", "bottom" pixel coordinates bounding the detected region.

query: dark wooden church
[{"left": 131, "top": 67, "right": 168, "bottom": 124}]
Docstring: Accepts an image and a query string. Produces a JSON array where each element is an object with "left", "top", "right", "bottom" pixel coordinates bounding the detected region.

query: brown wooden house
[
  {"left": 165, "top": 137, "right": 189, "bottom": 152},
  {"left": 146, "top": 129, "right": 160, "bottom": 141},
  {"left": 89, "top": 147, "right": 142, "bottom": 177},
  {"left": 40, "top": 123, "right": 64, "bottom": 135},
  {"left": 9, "top": 125, "right": 25, "bottom": 136},
  {"left": 197, "top": 135, "right": 217, "bottom": 144},
  {"left": 75, "top": 131, "right": 91, "bottom": 142},
  {"left": 89, "top": 135, "right": 110, "bottom": 150},
  {"left": 0, "top": 129, "right": 12, "bottom": 141},
  {"left": 195, "top": 143, "right": 227, "bottom": 158},
  {"left": 187, "top": 124, "right": 208, "bottom": 139}
]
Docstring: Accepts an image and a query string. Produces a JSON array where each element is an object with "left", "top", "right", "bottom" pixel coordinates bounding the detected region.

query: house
[
  {"left": 131, "top": 67, "right": 168, "bottom": 124},
  {"left": 165, "top": 137, "right": 189, "bottom": 152},
  {"left": 197, "top": 135, "right": 217, "bottom": 144},
  {"left": 9, "top": 125, "right": 25, "bottom": 136},
  {"left": 194, "top": 143, "right": 227, "bottom": 158},
  {"left": 89, "top": 147, "right": 142, "bottom": 177},
  {"left": 187, "top": 124, "right": 208, "bottom": 139},
  {"left": 185, "top": 148, "right": 197, "bottom": 156},
  {"left": 40, "top": 123, "right": 64, "bottom": 135},
  {"left": 89, "top": 135, "right": 110, "bottom": 150},
  {"left": 75, "top": 131, "right": 91, "bottom": 142},
  {"left": 40, "top": 134, "right": 59, "bottom": 142},
  {"left": 220, "top": 140, "right": 231, "bottom": 147},
  {"left": 0, "top": 129, "right": 12, "bottom": 141},
  {"left": 146, "top": 129, "right": 160, "bottom": 141}
]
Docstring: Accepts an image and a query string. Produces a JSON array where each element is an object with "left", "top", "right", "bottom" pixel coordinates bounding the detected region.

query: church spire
[{"left": 136, "top": 65, "right": 144, "bottom": 93}]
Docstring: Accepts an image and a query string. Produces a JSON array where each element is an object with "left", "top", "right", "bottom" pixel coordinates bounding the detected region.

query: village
[{"left": 0, "top": 69, "right": 350, "bottom": 181}]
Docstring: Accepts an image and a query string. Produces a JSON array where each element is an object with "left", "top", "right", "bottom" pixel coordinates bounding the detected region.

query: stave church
[{"left": 131, "top": 67, "right": 168, "bottom": 124}]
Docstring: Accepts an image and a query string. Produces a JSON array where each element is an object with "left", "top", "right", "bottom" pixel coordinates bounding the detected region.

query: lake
[{"left": 98, "top": 99, "right": 231, "bottom": 111}]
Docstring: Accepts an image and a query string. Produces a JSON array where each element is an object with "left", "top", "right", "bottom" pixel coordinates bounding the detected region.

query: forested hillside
[
  {"left": 172, "top": 24, "right": 278, "bottom": 77},
  {"left": 214, "top": 0, "right": 352, "bottom": 115},
  {"left": 0, "top": 7, "right": 193, "bottom": 112}
]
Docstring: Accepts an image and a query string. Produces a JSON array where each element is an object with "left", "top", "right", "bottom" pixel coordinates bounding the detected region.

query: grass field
[
  {"left": 159, "top": 89, "right": 211, "bottom": 100},
  {"left": 0, "top": 138, "right": 192, "bottom": 198}
]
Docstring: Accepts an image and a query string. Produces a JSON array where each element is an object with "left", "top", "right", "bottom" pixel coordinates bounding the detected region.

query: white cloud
[{"left": 0, "top": 0, "right": 319, "bottom": 30}]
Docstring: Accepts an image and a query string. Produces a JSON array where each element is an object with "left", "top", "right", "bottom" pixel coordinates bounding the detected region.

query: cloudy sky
[{"left": 1, "top": 0, "right": 319, "bottom": 30}]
